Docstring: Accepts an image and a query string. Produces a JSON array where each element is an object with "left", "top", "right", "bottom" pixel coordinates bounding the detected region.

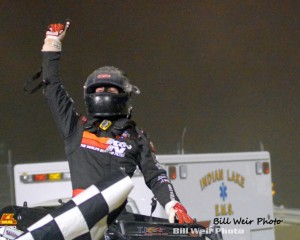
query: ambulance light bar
[
  {"left": 255, "top": 162, "right": 270, "bottom": 175},
  {"left": 20, "top": 172, "right": 71, "bottom": 183}
]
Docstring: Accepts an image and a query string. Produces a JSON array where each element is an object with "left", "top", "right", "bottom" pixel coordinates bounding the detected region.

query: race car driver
[{"left": 40, "top": 21, "right": 194, "bottom": 224}]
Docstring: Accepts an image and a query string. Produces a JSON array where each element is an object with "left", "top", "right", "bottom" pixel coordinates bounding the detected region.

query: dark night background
[{"left": 0, "top": 1, "right": 299, "bottom": 208}]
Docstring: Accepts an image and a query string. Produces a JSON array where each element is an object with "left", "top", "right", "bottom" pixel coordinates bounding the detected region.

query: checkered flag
[{"left": 16, "top": 170, "right": 133, "bottom": 240}]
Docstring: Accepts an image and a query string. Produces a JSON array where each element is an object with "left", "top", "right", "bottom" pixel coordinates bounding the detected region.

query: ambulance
[{"left": 12, "top": 151, "right": 275, "bottom": 240}]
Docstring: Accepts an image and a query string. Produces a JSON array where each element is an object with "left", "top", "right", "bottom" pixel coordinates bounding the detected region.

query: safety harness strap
[{"left": 24, "top": 68, "right": 46, "bottom": 95}]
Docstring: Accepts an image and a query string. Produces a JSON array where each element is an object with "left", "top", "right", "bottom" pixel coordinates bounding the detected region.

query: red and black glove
[
  {"left": 165, "top": 201, "right": 195, "bottom": 224},
  {"left": 41, "top": 20, "right": 71, "bottom": 52}
]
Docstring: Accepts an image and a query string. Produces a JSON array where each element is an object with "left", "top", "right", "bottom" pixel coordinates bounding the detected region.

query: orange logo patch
[{"left": 0, "top": 213, "right": 17, "bottom": 225}]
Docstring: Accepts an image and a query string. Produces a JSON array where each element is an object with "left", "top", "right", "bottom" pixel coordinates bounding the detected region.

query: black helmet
[{"left": 83, "top": 66, "right": 140, "bottom": 117}]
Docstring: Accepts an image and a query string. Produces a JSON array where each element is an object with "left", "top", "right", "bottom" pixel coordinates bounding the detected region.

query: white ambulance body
[
  {"left": 155, "top": 152, "right": 275, "bottom": 240},
  {"left": 13, "top": 151, "right": 275, "bottom": 240}
]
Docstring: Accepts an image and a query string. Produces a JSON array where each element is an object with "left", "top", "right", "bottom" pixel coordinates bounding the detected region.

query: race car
[{"left": 0, "top": 203, "right": 223, "bottom": 240}]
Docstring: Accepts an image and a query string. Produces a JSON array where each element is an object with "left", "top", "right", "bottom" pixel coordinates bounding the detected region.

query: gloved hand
[
  {"left": 41, "top": 20, "right": 71, "bottom": 52},
  {"left": 165, "top": 200, "right": 195, "bottom": 224}
]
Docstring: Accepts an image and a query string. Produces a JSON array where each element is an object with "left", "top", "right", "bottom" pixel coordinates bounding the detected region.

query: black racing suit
[{"left": 42, "top": 52, "right": 179, "bottom": 211}]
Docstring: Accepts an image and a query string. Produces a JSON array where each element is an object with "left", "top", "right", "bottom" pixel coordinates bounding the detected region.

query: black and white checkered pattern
[{"left": 16, "top": 170, "right": 133, "bottom": 240}]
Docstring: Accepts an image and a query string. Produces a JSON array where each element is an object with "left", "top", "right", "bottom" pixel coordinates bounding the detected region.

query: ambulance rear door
[{"left": 158, "top": 151, "right": 275, "bottom": 240}]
